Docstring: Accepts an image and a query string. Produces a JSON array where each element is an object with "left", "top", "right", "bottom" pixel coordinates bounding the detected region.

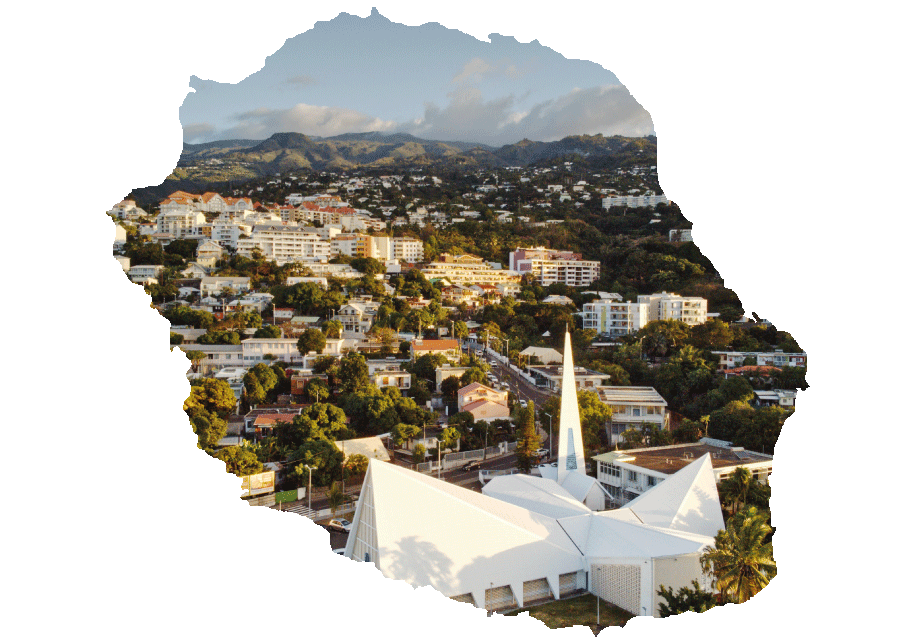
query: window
[
  {"left": 610, "top": 465, "right": 620, "bottom": 478},
  {"left": 647, "top": 476, "right": 657, "bottom": 487},
  {"left": 627, "top": 470, "right": 637, "bottom": 482}
]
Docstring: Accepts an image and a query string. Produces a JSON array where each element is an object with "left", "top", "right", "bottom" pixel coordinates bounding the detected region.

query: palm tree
[
  {"left": 325, "top": 482, "right": 348, "bottom": 516},
  {"left": 701, "top": 506, "right": 776, "bottom": 604},
  {"left": 719, "top": 467, "right": 753, "bottom": 517}
]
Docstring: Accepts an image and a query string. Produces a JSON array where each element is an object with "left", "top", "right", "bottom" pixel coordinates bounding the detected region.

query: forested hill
[{"left": 169, "top": 132, "right": 656, "bottom": 182}]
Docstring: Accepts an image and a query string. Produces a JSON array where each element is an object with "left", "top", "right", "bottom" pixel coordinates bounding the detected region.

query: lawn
[{"left": 504, "top": 594, "right": 634, "bottom": 634}]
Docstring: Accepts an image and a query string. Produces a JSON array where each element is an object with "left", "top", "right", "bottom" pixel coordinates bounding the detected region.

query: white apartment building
[
  {"left": 508, "top": 247, "right": 600, "bottom": 287},
  {"left": 669, "top": 229, "right": 693, "bottom": 242},
  {"left": 593, "top": 440, "right": 773, "bottom": 506},
  {"left": 637, "top": 292, "right": 708, "bottom": 325},
  {"left": 581, "top": 300, "right": 650, "bottom": 337},
  {"left": 241, "top": 338, "right": 303, "bottom": 365},
  {"left": 156, "top": 210, "right": 206, "bottom": 238},
  {"left": 199, "top": 276, "right": 251, "bottom": 297},
  {"left": 237, "top": 224, "right": 331, "bottom": 263},
  {"left": 601, "top": 193, "right": 669, "bottom": 209},
  {"left": 286, "top": 276, "right": 329, "bottom": 288},
  {"left": 367, "top": 360, "right": 412, "bottom": 390},
  {"left": 594, "top": 386, "right": 668, "bottom": 445},
  {"left": 421, "top": 254, "right": 521, "bottom": 285},
  {"left": 128, "top": 264, "right": 163, "bottom": 284},
  {"left": 330, "top": 233, "right": 371, "bottom": 258},
  {"left": 210, "top": 221, "right": 252, "bottom": 250},
  {"left": 335, "top": 299, "right": 381, "bottom": 333},
  {"left": 711, "top": 350, "right": 807, "bottom": 372}
]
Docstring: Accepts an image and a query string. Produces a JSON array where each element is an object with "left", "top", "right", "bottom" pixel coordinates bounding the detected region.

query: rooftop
[
  {"left": 594, "top": 443, "right": 772, "bottom": 475},
  {"left": 594, "top": 386, "right": 667, "bottom": 405}
]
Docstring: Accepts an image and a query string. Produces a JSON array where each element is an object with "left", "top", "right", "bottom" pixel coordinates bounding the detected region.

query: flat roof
[
  {"left": 594, "top": 443, "right": 771, "bottom": 475},
  {"left": 595, "top": 386, "right": 667, "bottom": 405}
]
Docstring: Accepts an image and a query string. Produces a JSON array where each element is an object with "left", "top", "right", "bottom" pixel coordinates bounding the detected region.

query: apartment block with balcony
[
  {"left": 367, "top": 360, "right": 412, "bottom": 390},
  {"left": 421, "top": 253, "right": 521, "bottom": 285},
  {"left": 594, "top": 386, "right": 668, "bottom": 445},
  {"left": 241, "top": 338, "right": 303, "bottom": 366},
  {"left": 601, "top": 193, "right": 669, "bottom": 209},
  {"left": 508, "top": 247, "right": 600, "bottom": 287},
  {"left": 156, "top": 210, "right": 206, "bottom": 238},
  {"left": 237, "top": 224, "right": 331, "bottom": 263},
  {"left": 636, "top": 292, "right": 708, "bottom": 326},
  {"left": 582, "top": 300, "right": 650, "bottom": 337}
]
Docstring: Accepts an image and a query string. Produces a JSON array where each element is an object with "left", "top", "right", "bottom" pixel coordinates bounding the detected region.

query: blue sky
[{"left": 181, "top": 8, "right": 653, "bottom": 146}]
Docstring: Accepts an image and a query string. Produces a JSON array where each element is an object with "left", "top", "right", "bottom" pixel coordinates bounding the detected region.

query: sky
[{"left": 180, "top": 8, "right": 654, "bottom": 146}]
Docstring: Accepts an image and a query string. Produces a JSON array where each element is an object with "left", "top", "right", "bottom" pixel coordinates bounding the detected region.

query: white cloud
[
  {"left": 218, "top": 103, "right": 397, "bottom": 140},
  {"left": 451, "top": 56, "right": 526, "bottom": 86},
  {"left": 287, "top": 75, "right": 317, "bottom": 87},
  {"left": 399, "top": 84, "right": 653, "bottom": 144},
  {"left": 183, "top": 122, "right": 216, "bottom": 143}
]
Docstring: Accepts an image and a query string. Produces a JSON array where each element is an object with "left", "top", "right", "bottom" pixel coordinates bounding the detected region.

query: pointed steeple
[{"left": 556, "top": 330, "right": 586, "bottom": 484}]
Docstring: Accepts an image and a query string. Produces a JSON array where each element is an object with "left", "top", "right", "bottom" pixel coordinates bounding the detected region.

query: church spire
[{"left": 556, "top": 329, "right": 586, "bottom": 484}]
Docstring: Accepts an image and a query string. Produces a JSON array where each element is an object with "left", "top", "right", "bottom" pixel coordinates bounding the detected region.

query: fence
[
  {"left": 247, "top": 493, "right": 276, "bottom": 507},
  {"left": 479, "top": 468, "right": 519, "bottom": 485}
]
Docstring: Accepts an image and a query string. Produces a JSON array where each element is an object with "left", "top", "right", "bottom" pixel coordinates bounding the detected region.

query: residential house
[
  {"left": 410, "top": 338, "right": 460, "bottom": 361},
  {"left": 594, "top": 386, "right": 668, "bottom": 445},
  {"left": 457, "top": 383, "right": 511, "bottom": 421}
]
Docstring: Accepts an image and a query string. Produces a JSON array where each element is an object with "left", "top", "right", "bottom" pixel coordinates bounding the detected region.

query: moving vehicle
[
  {"left": 462, "top": 460, "right": 482, "bottom": 472},
  {"left": 332, "top": 548, "right": 346, "bottom": 555},
  {"left": 329, "top": 519, "right": 351, "bottom": 533},
  {"left": 535, "top": 448, "right": 549, "bottom": 458}
]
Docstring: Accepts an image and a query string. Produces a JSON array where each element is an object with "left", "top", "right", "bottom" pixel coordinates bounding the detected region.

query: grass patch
[{"left": 504, "top": 594, "right": 634, "bottom": 634}]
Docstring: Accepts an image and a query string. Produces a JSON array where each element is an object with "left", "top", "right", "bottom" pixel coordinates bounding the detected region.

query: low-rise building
[
  {"left": 594, "top": 386, "right": 668, "bottom": 444},
  {"left": 410, "top": 338, "right": 461, "bottom": 361},
  {"left": 527, "top": 365, "right": 607, "bottom": 392},
  {"left": 457, "top": 383, "right": 511, "bottom": 421},
  {"left": 593, "top": 440, "right": 773, "bottom": 506},
  {"left": 710, "top": 350, "right": 807, "bottom": 372}
]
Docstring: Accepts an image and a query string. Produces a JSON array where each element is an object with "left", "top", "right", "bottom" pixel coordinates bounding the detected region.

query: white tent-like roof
[
  {"left": 344, "top": 331, "right": 726, "bottom": 616},
  {"left": 482, "top": 474, "right": 591, "bottom": 519},
  {"left": 621, "top": 454, "right": 726, "bottom": 538}
]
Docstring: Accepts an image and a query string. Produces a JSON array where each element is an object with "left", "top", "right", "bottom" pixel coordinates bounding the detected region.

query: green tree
[
  {"left": 701, "top": 506, "right": 777, "bottom": 604},
  {"left": 321, "top": 319, "right": 343, "bottom": 339},
  {"left": 253, "top": 324, "right": 282, "bottom": 339},
  {"left": 657, "top": 581, "right": 717, "bottom": 617},
  {"left": 184, "top": 378, "right": 237, "bottom": 417},
  {"left": 339, "top": 352, "right": 370, "bottom": 393},
  {"left": 390, "top": 423, "right": 421, "bottom": 448},
  {"left": 441, "top": 376, "right": 461, "bottom": 400},
  {"left": 306, "top": 379, "right": 330, "bottom": 404},
  {"left": 719, "top": 467, "right": 754, "bottom": 517},
  {"left": 412, "top": 443, "right": 427, "bottom": 464},
  {"left": 215, "top": 446, "right": 263, "bottom": 476},
  {"left": 297, "top": 328, "right": 327, "bottom": 355},
  {"left": 514, "top": 404, "right": 540, "bottom": 472},
  {"left": 188, "top": 410, "right": 227, "bottom": 450},
  {"left": 182, "top": 349, "right": 206, "bottom": 373},
  {"left": 170, "top": 332, "right": 184, "bottom": 345},
  {"left": 325, "top": 481, "right": 349, "bottom": 515}
]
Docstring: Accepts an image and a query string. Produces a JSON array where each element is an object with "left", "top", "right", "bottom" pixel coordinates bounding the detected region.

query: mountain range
[{"left": 130, "top": 132, "right": 656, "bottom": 206}]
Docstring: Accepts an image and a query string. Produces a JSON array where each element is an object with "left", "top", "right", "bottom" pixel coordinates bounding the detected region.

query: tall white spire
[{"left": 556, "top": 330, "right": 585, "bottom": 484}]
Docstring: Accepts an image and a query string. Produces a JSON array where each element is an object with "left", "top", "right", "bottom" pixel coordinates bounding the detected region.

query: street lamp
[
  {"left": 433, "top": 437, "right": 442, "bottom": 479},
  {"left": 305, "top": 465, "right": 317, "bottom": 513},
  {"left": 544, "top": 413, "right": 553, "bottom": 459}
]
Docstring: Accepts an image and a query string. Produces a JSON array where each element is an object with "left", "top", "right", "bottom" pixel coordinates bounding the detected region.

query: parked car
[
  {"left": 332, "top": 548, "right": 346, "bottom": 555},
  {"left": 462, "top": 460, "right": 482, "bottom": 472},
  {"left": 535, "top": 448, "right": 549, "bottom": 458},
  {"left": 329, "top": 519, "right": 351, "bottom": 533}
]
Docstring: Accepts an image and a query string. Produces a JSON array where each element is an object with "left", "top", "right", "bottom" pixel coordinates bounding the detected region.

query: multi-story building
[
  {"left": 127, "top": 264, "right": 163, "bottom": 284},
  {"left": 581, "top": 300, "right": 650, "bottom": 337},
  {"left": 594, "top": 386, "right": 668, "bottom": 445},
  {"left": 156, "top": 210, "right": 206, "bottom": 238},
  {"left": 593, "top": 440, "right": 773, "bottom": 506},
  {"left": 526, "top": 365, "right": 608, "bottom": 392},
  {"left": 710, "top": 350, "right": 807, "bottom": 372},
  {"left": 508, "top": 247, "right": 600, "bottom": 287},
  {"left": 601, "top": 192, "right": 669, "bottom": 209},
  {"left": 210, "top": 221, "right": 252, "bottom": 250},
  {"left": 367, "top": 360, "right": 412, "bottom": 390},
  {"left": 331, "top": 233, "right": 371, "bottom": 258},
  {"left": 199, "top": 276, "right": 251, "bottom": 298},
  {"left": 421, "top": 254, "right": 521, "bottom": 285},
  {"left": 636, "top": 292, "right": 707, "bottom": 325},
  {"left": 237, "top": 224, "right": 331, "bottom": 263},
  {"left": 335, "top": 299, "right": 381, "bottom": 333},
  {"left": 107, "top": 199, "right": 147, "bottom": 221}
]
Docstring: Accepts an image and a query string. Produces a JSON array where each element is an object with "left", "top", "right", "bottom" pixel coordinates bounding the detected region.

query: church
[{"left": 343, "top": 331, "right": 725, "bottom": 616}]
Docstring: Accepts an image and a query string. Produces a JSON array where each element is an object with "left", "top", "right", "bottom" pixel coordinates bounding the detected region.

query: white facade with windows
[
  {"left": 237, "top": 224, "right": 331, "bottom": 263},
  {"left": 509, "top": 247, "right": 600, "bottom": 287},
  {"left": 594, "top": 441, "right": 773, "bottom": 507},
  {"left": 582, "top": 300, "right": 649, "bottom": 337},
  {"left": 156, "top": 210, "right": 206, "bottom": 238},
  {"left": 595, "top": 386, "right": 668, "bottom": 444},
  {"left": 711, "top": 350, "right": 807, "bottom": 372},
  {"left": 602, "top": 193, "right": 669, "bottom": 209},
  {"left": 637, "top": 292, "right": 707, "bottom": 325}
]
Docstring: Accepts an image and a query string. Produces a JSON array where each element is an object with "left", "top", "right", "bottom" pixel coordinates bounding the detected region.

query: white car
[
  {"left": 332, "top": 548, "right": 346, "bottom": 556},
  {"left": 535, "top": 448, "right": 549, "bottom": 458},
  {"left": 329, "top": 519, "right": 351, "bottom": 533}
]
